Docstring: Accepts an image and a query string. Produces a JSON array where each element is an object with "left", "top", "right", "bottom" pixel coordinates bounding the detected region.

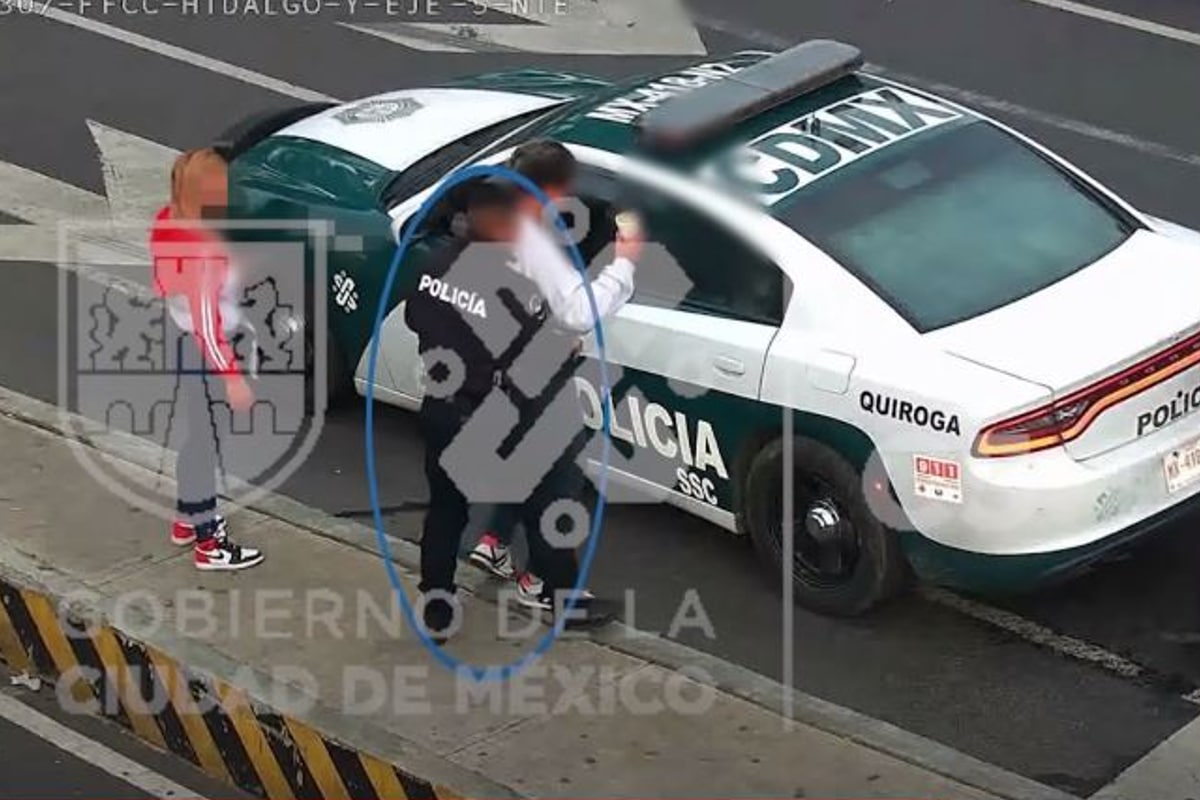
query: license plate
[{"left": 1164, "top": 438, "right": 1200, "bottom": 494}]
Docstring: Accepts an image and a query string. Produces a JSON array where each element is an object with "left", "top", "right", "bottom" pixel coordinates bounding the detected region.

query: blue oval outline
[{"left": 363, "top": 163, "right": 613, "bottom": 683}]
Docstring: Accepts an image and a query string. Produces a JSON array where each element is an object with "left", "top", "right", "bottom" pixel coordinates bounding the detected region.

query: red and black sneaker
[
  {"left": 171, "top": 521, "right": 197, "bottom": 547},
  {"left": 194, "top": 537, "right": 264, "bottom": 571},
  {"left": 172, "top": 514, "right": 229, "bottom": 547},
  {"left": 468, "top": 533, "right": 516, "bottom": 579},
  {"left": 515, "top": 572, "right": 595, "bottom": 610}
]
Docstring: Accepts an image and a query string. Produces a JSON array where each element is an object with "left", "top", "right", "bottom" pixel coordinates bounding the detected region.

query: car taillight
[
  {"left": 973, "top": 328, "right": 1200, "bottom": 458},
  {"left": 972, "top": 398, "right": 1092, "bottom": 457}
]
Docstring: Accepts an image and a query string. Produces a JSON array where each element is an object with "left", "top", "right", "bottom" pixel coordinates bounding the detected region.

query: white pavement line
[
  {"left": 0, "top": 161, "right": 106, "bottom": 226},
  {"left": 344, "top": 0, "right": 707, "bottom": 55},
  {"left": 17, "top": 1, "right": 1200, "bottom": 175},
  {"left": 86, "top": 120, "right": 180, "bottom": 223},
  {"left": 919, "top": 586, "right": 1152, "bottom": 681},
  {"left": 691, "top": 11, "right": 1200, "bottom": 172},
  {"left": 1013, "top": 0, "right": 1200, "bottom": 48},
  {"left": 0, "top": 225, "right": 61, "bottom": 264},
  {"left": 337, "top": 22, "right": 474, "bottom": 53},
  {"left": 872, "top": 67, "right": 1200, "bottom": 172},
  {"left": 0, "top": 690, "right": 203, "bottom": 799},
  {"left": 3, "top": 1, "right": 338, "bottom": 103}
]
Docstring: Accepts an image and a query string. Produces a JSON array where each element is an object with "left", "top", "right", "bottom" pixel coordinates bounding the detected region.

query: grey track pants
[{"left": 172, "top": 322, "right": 225, "bottom": 542}]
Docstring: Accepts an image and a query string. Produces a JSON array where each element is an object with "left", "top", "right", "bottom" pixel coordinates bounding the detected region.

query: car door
[
  {"left": 568, "top": 164, "right": 792, "bottom": 527},
  {"left": 231, "top": 137, "right": 400, "bottom": 392}
]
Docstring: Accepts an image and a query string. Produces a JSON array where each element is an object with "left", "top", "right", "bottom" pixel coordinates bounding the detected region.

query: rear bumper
[
  {"left": 894, "top": 413, "right": 1200, "bottom": 591},
  {"left": 891, "top": 400, "right": 1200, "bottom": 551},
  {"left": 901, "top": 484, "right": 1200, "bottom": 592}
]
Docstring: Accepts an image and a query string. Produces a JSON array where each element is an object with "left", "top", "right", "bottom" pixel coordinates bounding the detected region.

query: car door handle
[{"left": 713, "top": 356, "right": 745, "bottom": 376}]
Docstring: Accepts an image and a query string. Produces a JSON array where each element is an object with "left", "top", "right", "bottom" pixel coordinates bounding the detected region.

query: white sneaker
[
  {"left": 194, "top": 537, "right": 264, "bottom": 571},
  {"left": 516, "top": 573, "right": 550, "bottom": 610},
  {"left": 469, "top": 535, "right": 516, "bottom": 579},
  {"left": 515, "top": 573, "right": 595, "bottom": 610}
]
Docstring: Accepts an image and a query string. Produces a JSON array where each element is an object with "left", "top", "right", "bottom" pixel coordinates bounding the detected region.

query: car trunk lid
[{"left": 927, "top": 230, "right": 1200, "bottom": 460}]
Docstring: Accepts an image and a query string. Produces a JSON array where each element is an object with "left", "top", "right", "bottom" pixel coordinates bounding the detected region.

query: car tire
[
  {"left": 326, "top": 327, "right": 354, "bottom": 407},
  {"left": 306, "top": 325, "right": 353, "bottom": 415},
  {"left": 743, "top": 435, "right": 910, "bottom": 616}
]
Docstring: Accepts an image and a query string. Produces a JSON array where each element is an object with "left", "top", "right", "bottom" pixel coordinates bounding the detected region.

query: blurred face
[
  {"left": 194, "top": 170, "right": 229, "bottom": 219},
  {"left": 174, "top": 152, "right": 229, "bottom": 220},
  {"left": 469, "top": 204, "right": 516, "bottom": 241}
]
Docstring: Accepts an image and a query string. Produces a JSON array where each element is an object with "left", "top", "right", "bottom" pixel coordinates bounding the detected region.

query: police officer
[{"left": 406, "top": 179, "right": 512, "bottom": 641}]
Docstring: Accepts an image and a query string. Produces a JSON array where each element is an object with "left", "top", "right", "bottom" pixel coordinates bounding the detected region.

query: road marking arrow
[
  {"left": 0, "top": 161, "right": 106, "bottom": 226},
  {"left": 0, "top": 121, "right": 178, "bottom": 266},
  {"left": 0, "top": 225, "right": 64, "bottom": 265},
  {"left": 342, "top": 0, "right": 707, "bottom": 55},
  {"left": 87, "top": 121, "right": 178, "bottom": 223}
]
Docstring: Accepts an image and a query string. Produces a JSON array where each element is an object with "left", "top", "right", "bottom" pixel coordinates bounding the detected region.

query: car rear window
[
  {"left": 379, "top": 104, "right": 565, "bottom": 209},
  {"left": 779, "top": 120, "right": 1138, "bottom": 332}
]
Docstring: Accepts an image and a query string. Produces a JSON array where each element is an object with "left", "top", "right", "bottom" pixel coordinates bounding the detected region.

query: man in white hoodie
[{"left": 468, "top": 140, "right": 642, "bottom": 619}]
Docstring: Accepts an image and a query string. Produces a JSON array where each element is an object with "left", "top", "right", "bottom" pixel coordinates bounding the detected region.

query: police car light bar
[{"left": 636, "top": 40, "right": 864, "bottom": 151}]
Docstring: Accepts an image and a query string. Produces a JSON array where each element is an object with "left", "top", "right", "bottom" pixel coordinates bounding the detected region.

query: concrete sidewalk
[{"left": 0, "top": 396, "right": 1077, "bottom": 800}]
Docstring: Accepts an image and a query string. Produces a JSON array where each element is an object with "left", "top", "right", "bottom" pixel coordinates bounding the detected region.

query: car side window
[
  {"left": 380, "top": 105, "right": 566, "bottom": 210},
  {"left": 573, "top": 165, "right": 789, "bottom": 326}
]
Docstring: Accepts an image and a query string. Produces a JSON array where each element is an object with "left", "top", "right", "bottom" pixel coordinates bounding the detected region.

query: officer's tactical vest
[{"left": 406, "top": 236, "right": 559, "bottom": 404}]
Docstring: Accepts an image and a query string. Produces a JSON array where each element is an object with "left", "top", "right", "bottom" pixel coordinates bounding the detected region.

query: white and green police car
[{"left": 222, "top": 40, "right": 1200, "bottom": 615}]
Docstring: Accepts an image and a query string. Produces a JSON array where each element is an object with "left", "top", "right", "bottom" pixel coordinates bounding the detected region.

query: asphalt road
[
  {"left": 0, "top": 664, "right": 245, "bottom": 799},
  {"left": 3, "top": 1, "right": 1200, "bottom": 794}
]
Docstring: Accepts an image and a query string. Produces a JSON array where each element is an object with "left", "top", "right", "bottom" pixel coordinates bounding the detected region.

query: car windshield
[{"left": 779, "top": 120, "right": 1138, "bottom": 332}]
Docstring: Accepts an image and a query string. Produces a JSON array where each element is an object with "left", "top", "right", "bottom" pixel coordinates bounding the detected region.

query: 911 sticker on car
[
  {"left": 913, "top": 455, "right": 963, "bottom": 504},
  {"left": 705, "top": 86, "right": 964, "bottom": 206}
]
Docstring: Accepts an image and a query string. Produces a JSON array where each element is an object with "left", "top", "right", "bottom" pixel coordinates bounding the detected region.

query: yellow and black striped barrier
[{"left": 0, "top": 576, "right": 454, "bottom": 800}]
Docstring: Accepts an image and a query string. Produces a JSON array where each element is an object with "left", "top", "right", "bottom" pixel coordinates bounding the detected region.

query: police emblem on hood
[{"left": 334, "top": 98, "right": 423, "bottom": 124}]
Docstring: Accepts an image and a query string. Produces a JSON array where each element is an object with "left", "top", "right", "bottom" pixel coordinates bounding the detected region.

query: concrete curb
[
  {"left": 0, "top": 384, "right": 1080, "bottom": 800},
  {"left": 0, "top": 537, "right": 519, "bottom": 800}
]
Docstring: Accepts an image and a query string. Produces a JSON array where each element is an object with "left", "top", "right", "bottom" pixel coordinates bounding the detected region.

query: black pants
[
  {"left": 418, "top": 397, "right": 582, "bottom": 595},
  {"left": 173, "top": 325, "right": 223, "bottom": 542},
  {"left": 478, "top": 356, "right": 595, "bottom": 556}
]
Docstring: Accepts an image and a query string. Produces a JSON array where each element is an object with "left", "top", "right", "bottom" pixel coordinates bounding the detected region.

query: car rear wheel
[
  {"left": 305, "top": 325, "right": 353, "bottom": 415},
  {"left": 743, "top": 435, "right": 910, "bottom": 616}
]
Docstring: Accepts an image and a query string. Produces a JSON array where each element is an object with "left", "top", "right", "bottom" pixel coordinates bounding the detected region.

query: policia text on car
[{"left": 404, "top": 141, "right": 641, "bottom": 641}]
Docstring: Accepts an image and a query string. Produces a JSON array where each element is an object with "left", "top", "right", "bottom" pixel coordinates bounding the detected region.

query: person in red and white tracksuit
[{"left": 148, "top": 147, "right": 264, "bottom": 571}]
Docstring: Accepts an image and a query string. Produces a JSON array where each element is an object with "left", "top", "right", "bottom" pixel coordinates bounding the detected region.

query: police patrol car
[{"left": 221, "top": 40, "right": 1200, "bottom": 615}]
